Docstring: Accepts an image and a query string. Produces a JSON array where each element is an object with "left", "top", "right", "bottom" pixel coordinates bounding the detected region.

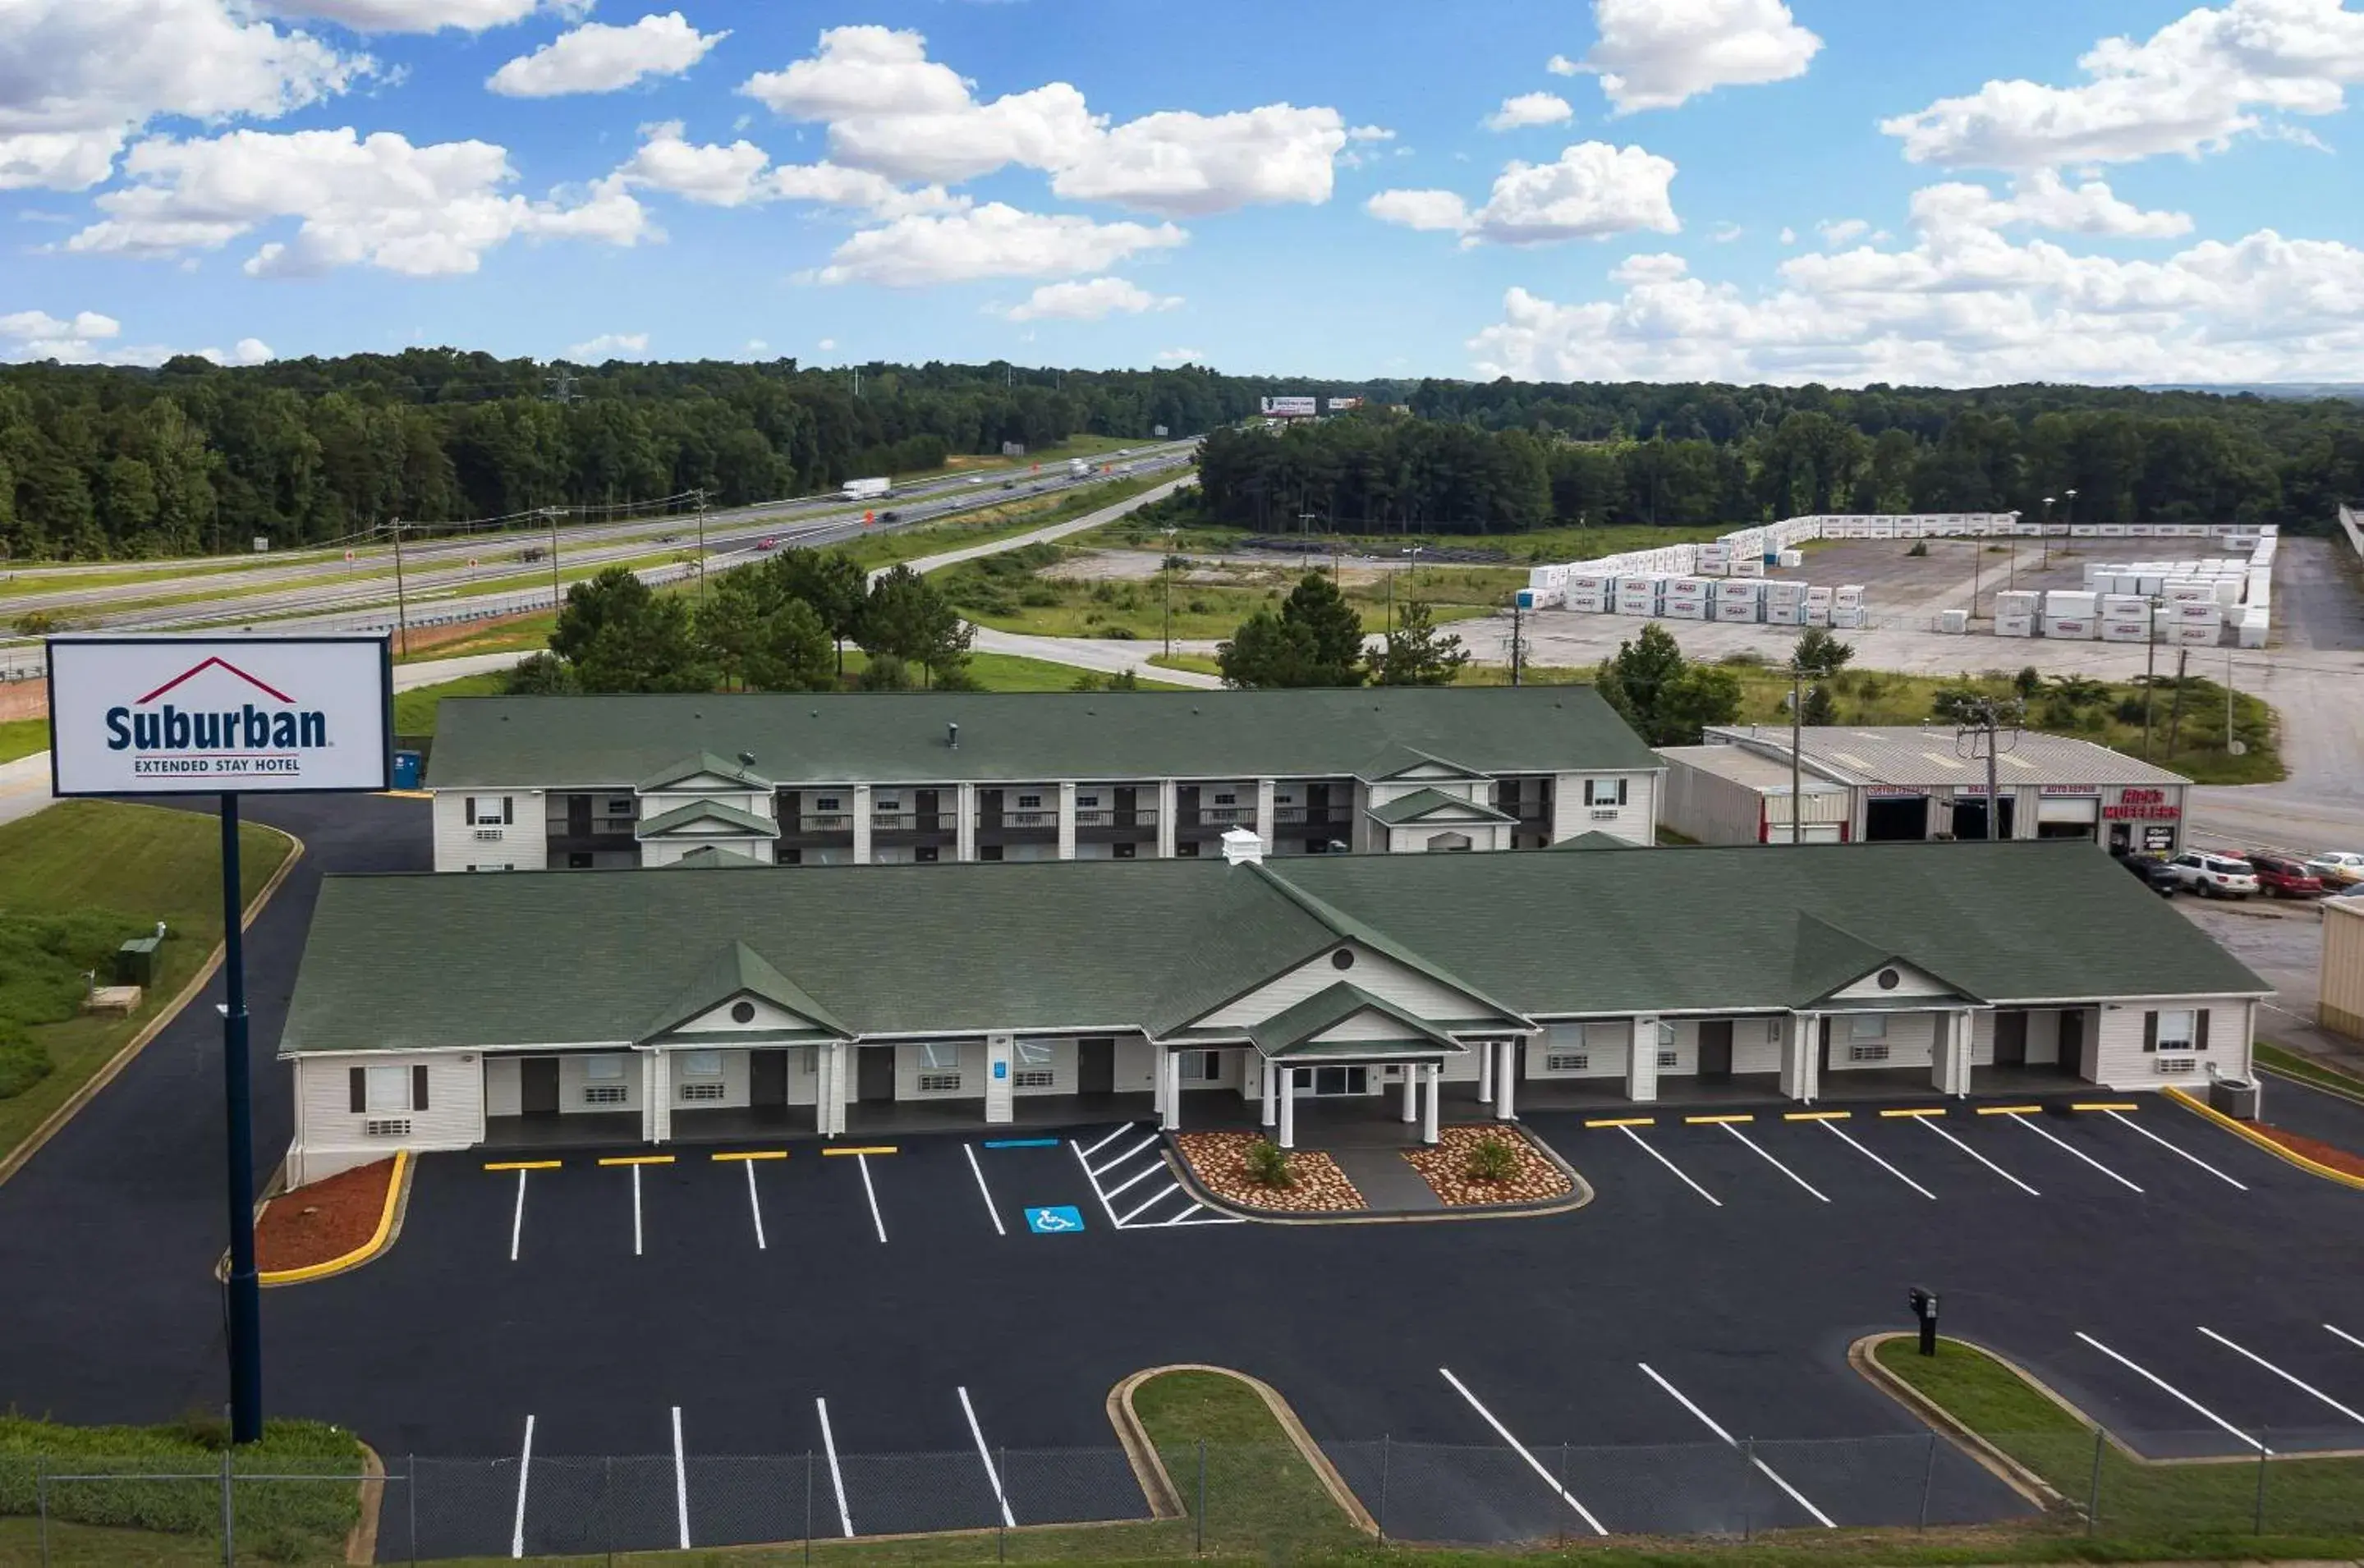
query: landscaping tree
[
  {"left": 745, "top": 598, "right": 838, "bottom": 692},
  {"left": 1282, "top": 572, "right": 1366, "bottom": 679},
  {"left": 1801, "top": 683, "right": 1838, "bottom": 726},
  {"left": 1792, "top": 626, "right": 1854, "bottom": 680},
  {"left": 550, "top": 566, "right": 714, "bottom": 693},
  {"left": 1595, "top": 623, "right": 1743, "bottom": 746},
  {"left": 1216, "top": 572, "right": 1366, "bottom": 687},
  {"left": 771, "top": 549, "right": 870, "bottom": 676},
  {"left": 695, "top": 570, "right": 772, "bottom": 690},
  {"left": 859, "top": 565, "right": 973, "bottom": 689},
  {"left": 1215, "top": 609, "right": 1320, "bottom": 688},
  {"left": 503, "top": 651, "right": 579, "bottom": 695},
  {"left": 1368, "top": 598, "right": 1468, "bottom": 686}
]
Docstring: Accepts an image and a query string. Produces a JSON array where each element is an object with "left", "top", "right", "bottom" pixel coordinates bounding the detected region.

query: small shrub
[
  {"left": 1464, "top": 1136, "right": 1519, "bottom": 1184},
  {"left": 1906, "top": 539, "right": 1930, "bottom": 557},
  {"left": 1717, "top": 649, "right": 1768, "bottom": 667},
  {"left": 1857, "top": 672, "right": 1887, "bottom": 701},
  {"left": 1186, "top": 598, "right": 1214, "bottom": 615},
  {"left": 1243, "top": 1138, "right": 1293, "bottom": 1189},
  {"left": 1019, "top": 586, "right": 1061, "bottom": 607}
]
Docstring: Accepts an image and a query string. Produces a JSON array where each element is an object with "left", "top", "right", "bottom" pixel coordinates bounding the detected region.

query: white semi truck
[
  {"left": 1066, "top": 458, "right": 1090, "bottom": 478},
  {"left": 841, "top": 476, "right": 892, "bottom": 502}
]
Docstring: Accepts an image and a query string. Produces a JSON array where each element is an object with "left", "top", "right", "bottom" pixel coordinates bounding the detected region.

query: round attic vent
[
  {"left": 1876, "top": 968, "right": 1901, "bottom": 991},
  {"left": 730, "top": 1000, "right": 757, "bottom": 1024},
  {"left": 1331, "top": 949, "right": 1355, "bottom": 971}
]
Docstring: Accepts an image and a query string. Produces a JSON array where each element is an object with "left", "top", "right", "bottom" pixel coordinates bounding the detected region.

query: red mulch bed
[
  {"left": 2252, "top": 1123, "right": 2364, "bottom": 1179},
  {"left": 256, "top": 1158, "right": 398, "bottom": 1272},
  {"left": 1173, "top": 1132, "right": 1366, "bottom": 1213},
  {"left": 1403, "top": 1125, "right": 1573, "bottom": 1206}
]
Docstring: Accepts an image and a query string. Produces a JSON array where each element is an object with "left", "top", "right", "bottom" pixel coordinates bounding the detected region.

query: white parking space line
[
  {"left": 671, "top": 1405, "right": 691, "bottom": 1550},
  {"left": 1077, "top": 1125, "right": 1132, "bottom": 1160},
  {"left": 1637, "top": 1364, "right": 1834, "bottom": 1529},
  {"left": 1437, "top": 1367, "right": 1608, "bottom": 1536},
  {"left": 857, "top": 1154, "right": 888, "bottom": 1245},
  {"left": 1071, "top": 1139, "right": 1124, "bottom": 1227},
  {"left": 2327, "top": 1323, "right": 2364, "bottom": 1355},
  {"left": 2198, "top": 1327, "right": 2364, "bottom": 1425},
  {"left": 1618, "top": 1126, "right": 1722, "bottom": 1207},
  {"left": 1157, "top": 1203, "right": 1246, "bottom": 1226},
  {"left": 509, "top": 1170, "right": 529, "bottom": 1263},
  {"left": 2109, "top": 1111, "right": 2249, "bottom": 1190},
  {"left": 632, "top": 1166, "right": 645, "bottom": 1257},
  {"left": 510, "top": 1414, "right": 535, "bottom": 1560},
  {"left": 1820, "top": 1121, "right": 1936, "bottom": 1199},
  {"left": 2010, "top": 1115, "right": 2144, "bottom": 1193},
  {"left": 2076, "top": 1332, "right": 2267, "bottom": 1452},
  {"left": 1103, "top": 1159, "right": 1165, "bottom": 1203},
  {"left": 1722, "top": 1125, "right": 1830, "bottom": 1202},
  {"left": 1091, "top": 1135, "right": 1161, "bottom": 1180},
  {"left": 742, "top": 1161, "right": 768, "bottom": 1250},
  {"left": 959, "top": 1387, "right": 1017, "bottom": 1528},
  {"left": 1918, "top": 1119, "right": 2040, "bottom": 1196},
  {"left": 1118, "top": 1181, "right": 1186, "bottom": 1226},
  {"left": 963, "top": 1145, "right": 1007, "bottom": 1237},
  {"left": 815, "top": 1397, "right": 854, "bottom": 1538}
]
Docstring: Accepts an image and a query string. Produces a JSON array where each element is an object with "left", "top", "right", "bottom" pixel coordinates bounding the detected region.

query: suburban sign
[{"left": 48, "top": 635, "right": 393, "bottom": 795}]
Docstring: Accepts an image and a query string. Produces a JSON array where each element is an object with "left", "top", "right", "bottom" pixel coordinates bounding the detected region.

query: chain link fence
[{"left": 8, "top": 1429, "right": 2364, "bottom": 1564}]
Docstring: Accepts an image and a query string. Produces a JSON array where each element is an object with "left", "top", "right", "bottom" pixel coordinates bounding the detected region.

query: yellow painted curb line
[
  {"left": 1880, "top": 1107, "right": 1947, "bottom": 1118},
  {"left": 1976, "top": 1104, "right": 2042, "bottom": 1115},
  {"left": 260, "top": 1150, "right": 409, "bottom": 1286},
  {"left": 2164, "top": 1084, "right": 2364, "bottom": 1191},
  {"left": 0, "top": 816, "right": 304, "bottom": 1190},
  {"left": 1684, "top": 1112, "right": 1752, "bottom": 1125},
  {"left": 711, "top": 1149, "right": 787, "bottom": 1162},
  {"left": 1784, "top": 1109, "right": 1849, "bottom": 1121},
  {"left": 2072, "top": 1101, "right": 2139, "bottom": 1112},
  {"left": 598, "top": 1153, "right": 674, "bottom": 1167},
  {"left": 823, "top": 1144, "right": 898, "bottom": 1156},
  {"left": 1585, "top": 1116, "right": 1653, "bottom": 1128},
  {"left": 379, "top": 788, "right": 434, "bottom": 800},
  {"left": 484, "top": 1159, "right": 560, "bottom": 1171}
]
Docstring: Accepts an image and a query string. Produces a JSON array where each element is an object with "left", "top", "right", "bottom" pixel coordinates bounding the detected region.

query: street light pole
[
  {"left": 2040, "top": 496, "right": 2054, "bottom": 573},
  {"left": 1162, "top": 526, "right": 1177, "bottom": 659},
  {"left": 695, "top": 488, "right": 708, "bottom": 607},
  {"left": 547, "top": 506, "right": 563, "bottom": 612},
  {"left": 390, "top": 517, "right": 409, "bottom": 659}
]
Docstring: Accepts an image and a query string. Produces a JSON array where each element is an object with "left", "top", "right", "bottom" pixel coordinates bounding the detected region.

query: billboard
[
  {"left": 48, "top": 635, "right": 394, "bottom": 796},
  {"left": 1326, "top": 397, "right": 1363, "bottom": 412},
  {"left": 1260, "top": 396, "right": 1318, "bottom": 418}
]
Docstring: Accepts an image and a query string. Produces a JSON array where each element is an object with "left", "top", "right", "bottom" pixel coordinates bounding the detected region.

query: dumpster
[
  {"left": 2209, "top": 1075, "right": 2259, "bottom": 1120},
  {"left": 114, "top": 934, "right": 160, "bottom": 987},
  {"left": 392, "top": 750, "right": 423, "bottom": 790}
]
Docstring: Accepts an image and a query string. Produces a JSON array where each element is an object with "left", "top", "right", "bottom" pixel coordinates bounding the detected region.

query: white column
[
  {"left": 985, "top": 1034, "right": 1015, "bottom": 1125},
  {"left": 1161, "top": 1047, "right": 1184, "bottom": 1131},
  {"left": 1150, "top": 1048, "right": 1169, "bottom": 1121},
  {"left": 1058, "top": 782, "right": 1077, "bottom": 861},
  {"left": 851, "top": 783, "right": 873, "bottom": 865},
  {"left": 1550, "top": 773, "right": 1580, "bottom": 844},
  {"left": 817, "top": 1043, "right": 846, "bottom": 1136},
  {"left": 1260, "top": 1057, "right": 1278, "bottom": 1126},
  {"left": 1157, "top": 779, "right": 1177, "bottom": 859},
  {"left": 1495, "top": 1038, "right": 1518, "bottom": 1121},
  {"left": 1278, "top": 1068, "right": 1297, "bottom": 1149},
  {"left": 1421, "top": 1063, "right": 1441, "bottom": 1145},
  {"left": 1951, "top": 1009, "right": 1976, "bottom": 1096},
  {"left": 956, "top": 782, "right": 977, "bottom": 862},
  {"left": 647, "top": 1050, "right": 672, "bottom": 1144},
  {"left": 1478, "top": 1038, "right": 1495, "bottom": 1103},
  {"left": 1400, "top": 1066, "right": 1418, "bottom": 1122},
  {"left": 1930, "top": 1012, "right": 1954, "bottom": 1096},
  {"left": 1627, "top": 1015, "right": 1659, "bottom": 1103},
  {"left": 1782, "top": 1013, "right": 1818, "bottom": 1103},
  {"left": 1255, "top": 778, "right": 1277, "bottom": 855}
]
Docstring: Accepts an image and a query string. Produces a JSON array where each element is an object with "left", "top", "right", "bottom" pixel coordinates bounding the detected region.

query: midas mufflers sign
[{"left": 48, "top": 636, "right": 393, "bottom": 795}]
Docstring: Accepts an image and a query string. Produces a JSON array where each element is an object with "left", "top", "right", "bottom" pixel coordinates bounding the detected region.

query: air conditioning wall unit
[
  {"left": 474, "top": 828, "right": 504, "bottom": 841},
  {"left": 1589, "top": 807, "right": 1619, "bottom": 821}
]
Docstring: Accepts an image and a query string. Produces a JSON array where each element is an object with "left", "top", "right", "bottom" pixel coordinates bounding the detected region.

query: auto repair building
[
  {"left": 423, "top": 686, "right": 1666, "bottom": 872},
  {"left": 1659, "top": 726, "right": 2192, "bottom": 853},
  {"left": 277, "top": 834, "right": 2265, "bottom": 1184}
]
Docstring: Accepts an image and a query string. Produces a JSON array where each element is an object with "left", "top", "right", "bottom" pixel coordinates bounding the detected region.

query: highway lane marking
[
  {"left": 964, "top": 1144, "right": 1008, "bottom": 1237},
  {"left": 2199, "top": 1327, "right": 2364, "bottom": 1426},
  {"left": 2076, "top": 1332, "right": 2267, "bottom": 1452},
  {"left": 815, "top": 1398, "right": 854, "bottom": 1538},
  {"left": 1437, "top": 1367, "right": 1608, "bottom": 1536},
  {"left": 671, "top": 1405, "right": 691, "bottom": 1551},
  {"left": 858, "top": 1153, "right": 888, "bottom": 1245},
  {"left": 1636, "top": 1363, "right": 1834, "bottom": 1529},
  {"left": 2005, "top": 1113, "right": 2145, "bottom": 1193},
  {"left": 1721, "top": 1124, "right": 1829, "bottom": 1202},
  {"left": 2106, "top": 1110, "right": 2248, "bottom": 1190},
  {"left": 1916, "top": 1117, "right": 2040, "bottom": 1195},
  {"left": 959, "top": 1387, "right": 1017, "bottom": 1529},
  {"left": 1820, "top": 1121, "right": 1936, "bottom": 1199},
  {"left": 508, "top": 1168, "right": 529, "bottom": 1263},
  {"left": 741, "top": 1158, "right": 768, "bottom": 1251},
  {"left": 510, "top": 1414, "right": 534, "bottom": 1560},
  {"left": 1618, "top": 1126, "right": 1721, "bottom": 1207}
]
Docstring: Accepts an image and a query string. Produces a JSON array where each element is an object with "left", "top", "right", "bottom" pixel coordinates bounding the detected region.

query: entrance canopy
[{"left": 1245, "top": 982, "right": 1473, "bottom": 1062}]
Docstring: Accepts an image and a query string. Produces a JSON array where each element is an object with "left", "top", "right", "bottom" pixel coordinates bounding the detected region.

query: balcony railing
[
  {"left": 870, "top": 813, "right": 951, "bottom": 834},
  {"left": 790, "top": 814, "right": 855, "bottom": 835},
  {"left": 1075, "top": 809, "right": 1159, "bottom": 828},
  {"left": 1272, "top": 807, "right": 1349, "bottom": 827}
]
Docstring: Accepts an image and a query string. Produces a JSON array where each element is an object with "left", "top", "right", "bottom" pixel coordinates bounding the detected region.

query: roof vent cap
[
  {"left": 947, "top": 722, "right": 959, "bottom": 750},
  {"left": 1220, "top": 826, "right": 1264, "bottom": 867},
  {"left": 738, "top": 751, "right": 756, "bottom": 767}
]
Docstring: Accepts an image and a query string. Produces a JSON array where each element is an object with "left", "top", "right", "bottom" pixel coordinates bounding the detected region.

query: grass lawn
[
  {"left": 842, "top": 649, "right": 1193, "bottom": 692},
  {"left": 0, "top": 800, "right": 291, "bottom": 1170},
  {"left": 1084, "top": 515, "right": 1731, "bottom": 566},
  {"left": 838, "top": 472, "right": 1181, "bottom": 573},
  {"left": 393, "top": 610, "right": 558, "bottom": 664},
  {"left": 1874, "top": 1336, "right": 2364, "bottom": 1547},
  {"left": 392, "top": 672, "right": 510, "bottom": 734},
  {"left": 0, "top": 715, "right": 47, "bottom": 764},
  {"left": 2256, "top": 1042, "right": 2364, "bottom": 1098}
]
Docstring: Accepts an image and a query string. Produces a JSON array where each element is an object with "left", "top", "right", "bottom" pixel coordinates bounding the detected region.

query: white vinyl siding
[
  {"left": 1552, "top": 770, "right": 1655, "bottom": 846},
  {"left": 294, "top": 1053, "right": 484, "bottom": 1183},
  {"left": 1201, "top": 945, "right": 1489, "bottom": 1029},
  {"left": 1826, "top": 1012, "right": 1936, "bottom": 1071},
  {"left": 2090, "top": 999, "right": 2249, "bottom": 1087},
  {"left": 899, "top": 1041, "right": 984, "bottom": 1099},
  {"left": 431, "top": 789, "right": 546, "bottom": 873},
  {"left": 1531, "top": 1020, "right": 1628, "bottom": 1078}
]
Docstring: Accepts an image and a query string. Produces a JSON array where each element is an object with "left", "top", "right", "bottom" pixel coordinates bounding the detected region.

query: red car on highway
[
  {"left": 756, "top": 536, "right": 779, "bottom": 550},
  {"left": 2245, "top": 853, "right": 2326, "bottom": 898}
]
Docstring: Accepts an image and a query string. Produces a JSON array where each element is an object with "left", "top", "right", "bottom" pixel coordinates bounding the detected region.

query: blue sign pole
[{"left": 220, "top": 793, "right": 263, "bottom": 1443}]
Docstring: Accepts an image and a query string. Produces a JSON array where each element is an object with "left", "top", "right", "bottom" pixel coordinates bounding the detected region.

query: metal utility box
[{"left": 115, "top": 935, "right": 161, "bottom": 987}]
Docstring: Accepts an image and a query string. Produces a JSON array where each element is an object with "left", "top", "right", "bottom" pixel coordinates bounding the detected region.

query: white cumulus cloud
[
  {"left": 814, "top": 202, "right": 1186, "bottom": 287},
  {"left": 612, "top": 121, "right": 962, "bottom": 218},
  {"left": 259, "top": 0, "right": 567, "bottom": 33},
  {"left": 999, "top": 276, "right": 1181, "bottom": 321},
  {"left": 1546, "top": 53, "right": 1581, "bottom": 76},
  {"left": 1912, "top": 171, "right": 2194, "bottom": 239},
  {"left": 0, "top": 0, "right": 370, "bottom": 191},
  {"left": 1572, "top": 0, "right": 1822, "bottom": 113},
  {"left": 1880, "top": 0, "right": 2364, "bottom": 170},
  {"left": 1817, "top": 218, "right": 1871, "bottom": 247},
  {"left": 1485, "top": 92, "right": 1576, "bottom": 131},
  {"left": 0, "top": 309, "right": 272, "bottom": 365},
  {"left": 66, "top": 126, "right": 652, "bottom": 276},
  {"left": 567, "top": 331, "right": 650, "bottom": 359},
  {"left": 1368, "top": 141, "right": 1679, "bottom": 246},
  {"left": 488, "top": 13, "right": 727, "bottom": 97},
  {"left": 1155, "top": 346, "right": 1205, "bottom": 363}
]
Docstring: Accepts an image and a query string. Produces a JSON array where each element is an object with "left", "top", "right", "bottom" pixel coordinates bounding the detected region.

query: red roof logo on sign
[{"left": 135, "top": 657, "right": 296, "bottom": 706}]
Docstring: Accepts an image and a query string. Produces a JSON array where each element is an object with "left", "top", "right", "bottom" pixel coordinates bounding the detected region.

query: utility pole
[
  {"left": 1511, "top": 601, "right": 1524, "bottom": 687},
  {"left": 1162, "top": 526, "right": 1177, "bottom": 659},
  {"left": 390, "top": 518, "right": 409, "bottom": 658},
  {"left": 2224, "top": 647, "right": 2237, "bottom": 756},
  {"left": 2141, "top": 593, "right": 2160, "bottom": 759},
  {"left": 1790, "top": 658, "right": 1804, "bottom": 845},
  {"left": 695, "top": 488, "right": 709, "bottom": 607},
  {"left": 1956, "top": 698, "right": 2025, "bottom": 841},
  {"left": 545, "top": 506, "right": 565, "bottom": 612},
  {"left": 2165, "top": 649, "right": 2190, "bottom": 759}
]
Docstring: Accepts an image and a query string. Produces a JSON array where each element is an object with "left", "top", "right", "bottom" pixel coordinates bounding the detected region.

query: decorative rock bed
[
  {"left": 1402, "top": 1125, "right": 1572, "bottom": 1207},
  {"left": 1173, "top": 1132, "right": 1366, "bottom": 1213},
  {"left": 256, "top": 1157, "right": 397, "bottom": 1274}
]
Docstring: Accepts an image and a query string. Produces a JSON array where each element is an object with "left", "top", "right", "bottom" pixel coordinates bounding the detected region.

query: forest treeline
[{"left": 2, "top": 349, "right": 2358, "bottom": 560}]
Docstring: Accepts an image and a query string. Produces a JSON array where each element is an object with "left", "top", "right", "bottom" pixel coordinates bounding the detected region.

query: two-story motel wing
[{"left": 421, "top": 686, "right": 1668, "bottom": 872}]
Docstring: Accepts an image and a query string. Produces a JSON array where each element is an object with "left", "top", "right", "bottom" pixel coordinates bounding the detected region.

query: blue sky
[{"left": 6, "top": 0, "right": 2363, "bottom": 383}]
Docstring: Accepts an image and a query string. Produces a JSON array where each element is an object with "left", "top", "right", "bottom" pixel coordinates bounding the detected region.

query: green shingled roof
[
  {"left": 279, "top": 841, "right": 2266, "bottom": 1059},
  {"left": 1366, "top": 788, "right": 1517, "bottom": 827},
  {"left": 640, "top": 940, "right": 851, "bottom": 1042},
  {"left": 1247, "top": 983, "right": 1474, "bottom": 1059},
  {"left": 636, "top": 800, "right": 780, "bottom": 840},
  {"left": 426, "top": 686, "right": 1665, "bottom": 789},
  {"left": 639, "top": 751, "right": 773, "bottom": 791}
]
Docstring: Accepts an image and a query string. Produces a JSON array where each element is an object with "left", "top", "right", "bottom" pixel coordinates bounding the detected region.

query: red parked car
[{"left": 2246, "top": 853, "right": 2326, "bottom": 898}]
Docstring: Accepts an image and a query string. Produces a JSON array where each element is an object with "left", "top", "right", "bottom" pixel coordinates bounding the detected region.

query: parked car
[
  {"left": 2308, "top": 851, "right": 2364, "bottom": 888},
  {"left": 2164, "top": 851, "right": 2260, "bottom": 898},
  {"left": 2113, "top": 850, "right": 2178, "bottom": 896},
  {"left": 2246, "top": 853, "right": 2327, "bottom": 898}
]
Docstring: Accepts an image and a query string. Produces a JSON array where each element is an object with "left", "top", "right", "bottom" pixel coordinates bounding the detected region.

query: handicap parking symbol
[{"left": 1025, "top": 1205, "right": 1085, "bottom": 1235}]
